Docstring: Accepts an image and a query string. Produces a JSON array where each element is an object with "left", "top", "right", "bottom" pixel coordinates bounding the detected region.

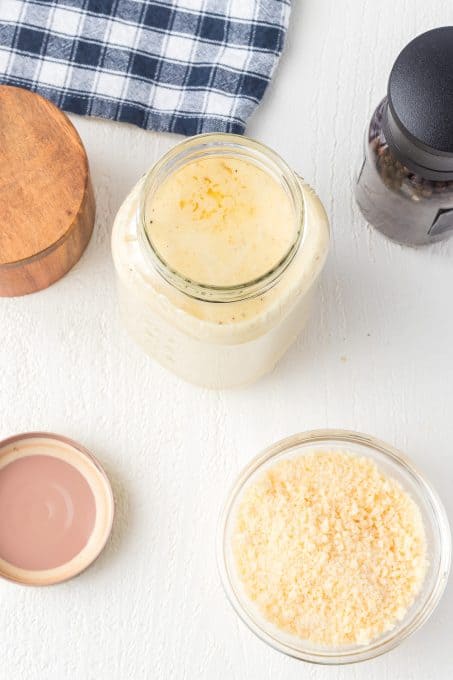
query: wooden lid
[{"left": 0, "top": 85, "right": 95, "bottom": 296}]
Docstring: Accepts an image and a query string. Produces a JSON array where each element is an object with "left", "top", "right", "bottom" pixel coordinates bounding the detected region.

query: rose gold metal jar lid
[{"left": 0, "top": 432, "right": 114, "bottom": 586}]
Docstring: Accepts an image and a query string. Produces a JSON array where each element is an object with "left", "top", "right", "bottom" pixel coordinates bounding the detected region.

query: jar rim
[
  {"left": 217, "top": 429, "right": 451, "bottom": 665},
  {"left": 138, "top": 133, "right": 305, "bottom": 303}
]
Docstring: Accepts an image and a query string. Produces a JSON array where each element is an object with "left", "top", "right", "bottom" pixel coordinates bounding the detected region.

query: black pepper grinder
[{"left": 355, "top": 27, "right": 453, "bottom": 246}]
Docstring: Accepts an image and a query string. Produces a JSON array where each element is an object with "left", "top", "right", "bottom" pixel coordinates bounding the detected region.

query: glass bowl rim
[{"left": 217, "top": 429, "right": 451, "bottom": 665}]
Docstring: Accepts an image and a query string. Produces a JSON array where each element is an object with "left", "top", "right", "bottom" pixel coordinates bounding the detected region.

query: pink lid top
[
  {"left": 0, "top": 433, "right": 114, "bottom": 585},
  {"left": 0, "top": 455, "right": 96, "bottom": 571}
]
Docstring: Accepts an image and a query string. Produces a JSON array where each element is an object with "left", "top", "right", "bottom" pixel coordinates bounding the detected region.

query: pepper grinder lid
[
  {"left": 0, "top": 85, "right": 95, "bottom": 297},
  {"left": 384, "top": 27, "right": 453, "bottom": 180}
]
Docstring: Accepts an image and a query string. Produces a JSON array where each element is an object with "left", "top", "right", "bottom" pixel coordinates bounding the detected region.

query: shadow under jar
[
  {"left": 356, "top": 27, "right": 453, "bottom": 246},
  {"left": 112, "top": 134, "right": 329, "bottom": 389}
]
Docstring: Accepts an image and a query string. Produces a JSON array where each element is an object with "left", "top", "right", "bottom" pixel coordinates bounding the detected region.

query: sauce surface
[{"left": 145, "top": 156, "right": 296, "bottom": 287}]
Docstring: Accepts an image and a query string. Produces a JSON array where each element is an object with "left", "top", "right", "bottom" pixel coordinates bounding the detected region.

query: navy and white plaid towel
[{"left": 0, "top": 0, "right": 290, "bottom": 134}]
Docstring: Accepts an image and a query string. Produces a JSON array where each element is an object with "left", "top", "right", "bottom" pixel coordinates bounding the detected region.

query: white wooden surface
[{"left": 1, "top": 1, "right": 453, "bottom": 678}]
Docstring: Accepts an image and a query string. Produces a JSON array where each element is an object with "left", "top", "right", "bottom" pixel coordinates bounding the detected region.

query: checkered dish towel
[{"left": 0, "top": 0, "right": 290, "bottom": 134}]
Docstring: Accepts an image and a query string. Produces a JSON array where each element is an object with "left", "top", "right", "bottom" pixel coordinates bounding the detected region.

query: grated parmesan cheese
[{"left": 232, "top": 450, "right": 427, "bottom": 647}]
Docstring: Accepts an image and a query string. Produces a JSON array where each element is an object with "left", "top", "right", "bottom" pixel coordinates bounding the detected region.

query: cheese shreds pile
[{"left": 232, "top": 451, "right": 427, "bottom": 647}]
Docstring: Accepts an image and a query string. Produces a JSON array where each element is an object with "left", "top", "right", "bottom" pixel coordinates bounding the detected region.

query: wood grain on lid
[{"left": 0, "top": 85, "right": 95, "bottom": 296}]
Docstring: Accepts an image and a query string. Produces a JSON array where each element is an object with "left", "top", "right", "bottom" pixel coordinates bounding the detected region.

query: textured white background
[{"left": 1, "top": 1, "right": 453, "bottom": 678}]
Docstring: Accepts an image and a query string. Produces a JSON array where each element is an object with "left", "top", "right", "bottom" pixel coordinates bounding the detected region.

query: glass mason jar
[
  {"left": 112, "top": 134, "right": 329, "bottom": 389},
  {"left": 355, "top": 28, "right": 453, "bottom": 246}
]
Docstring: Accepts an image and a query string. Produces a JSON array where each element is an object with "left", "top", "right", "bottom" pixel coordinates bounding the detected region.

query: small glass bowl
[{"left": 217, "top": 430, "right": 451, "bottom": 665}]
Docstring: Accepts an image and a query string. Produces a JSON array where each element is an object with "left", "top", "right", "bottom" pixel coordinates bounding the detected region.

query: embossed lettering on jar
[{"left": 112, "top": 134, "right": 329, "bottom": 388}]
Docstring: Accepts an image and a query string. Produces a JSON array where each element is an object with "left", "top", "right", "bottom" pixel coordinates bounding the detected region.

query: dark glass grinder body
[{"left": 356, "top": 99, "right": 453, "bottom": 246}]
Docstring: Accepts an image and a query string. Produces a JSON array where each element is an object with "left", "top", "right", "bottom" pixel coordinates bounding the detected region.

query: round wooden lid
[{"left": 0, "top": 85, "right": 95, "bottom": 296}]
